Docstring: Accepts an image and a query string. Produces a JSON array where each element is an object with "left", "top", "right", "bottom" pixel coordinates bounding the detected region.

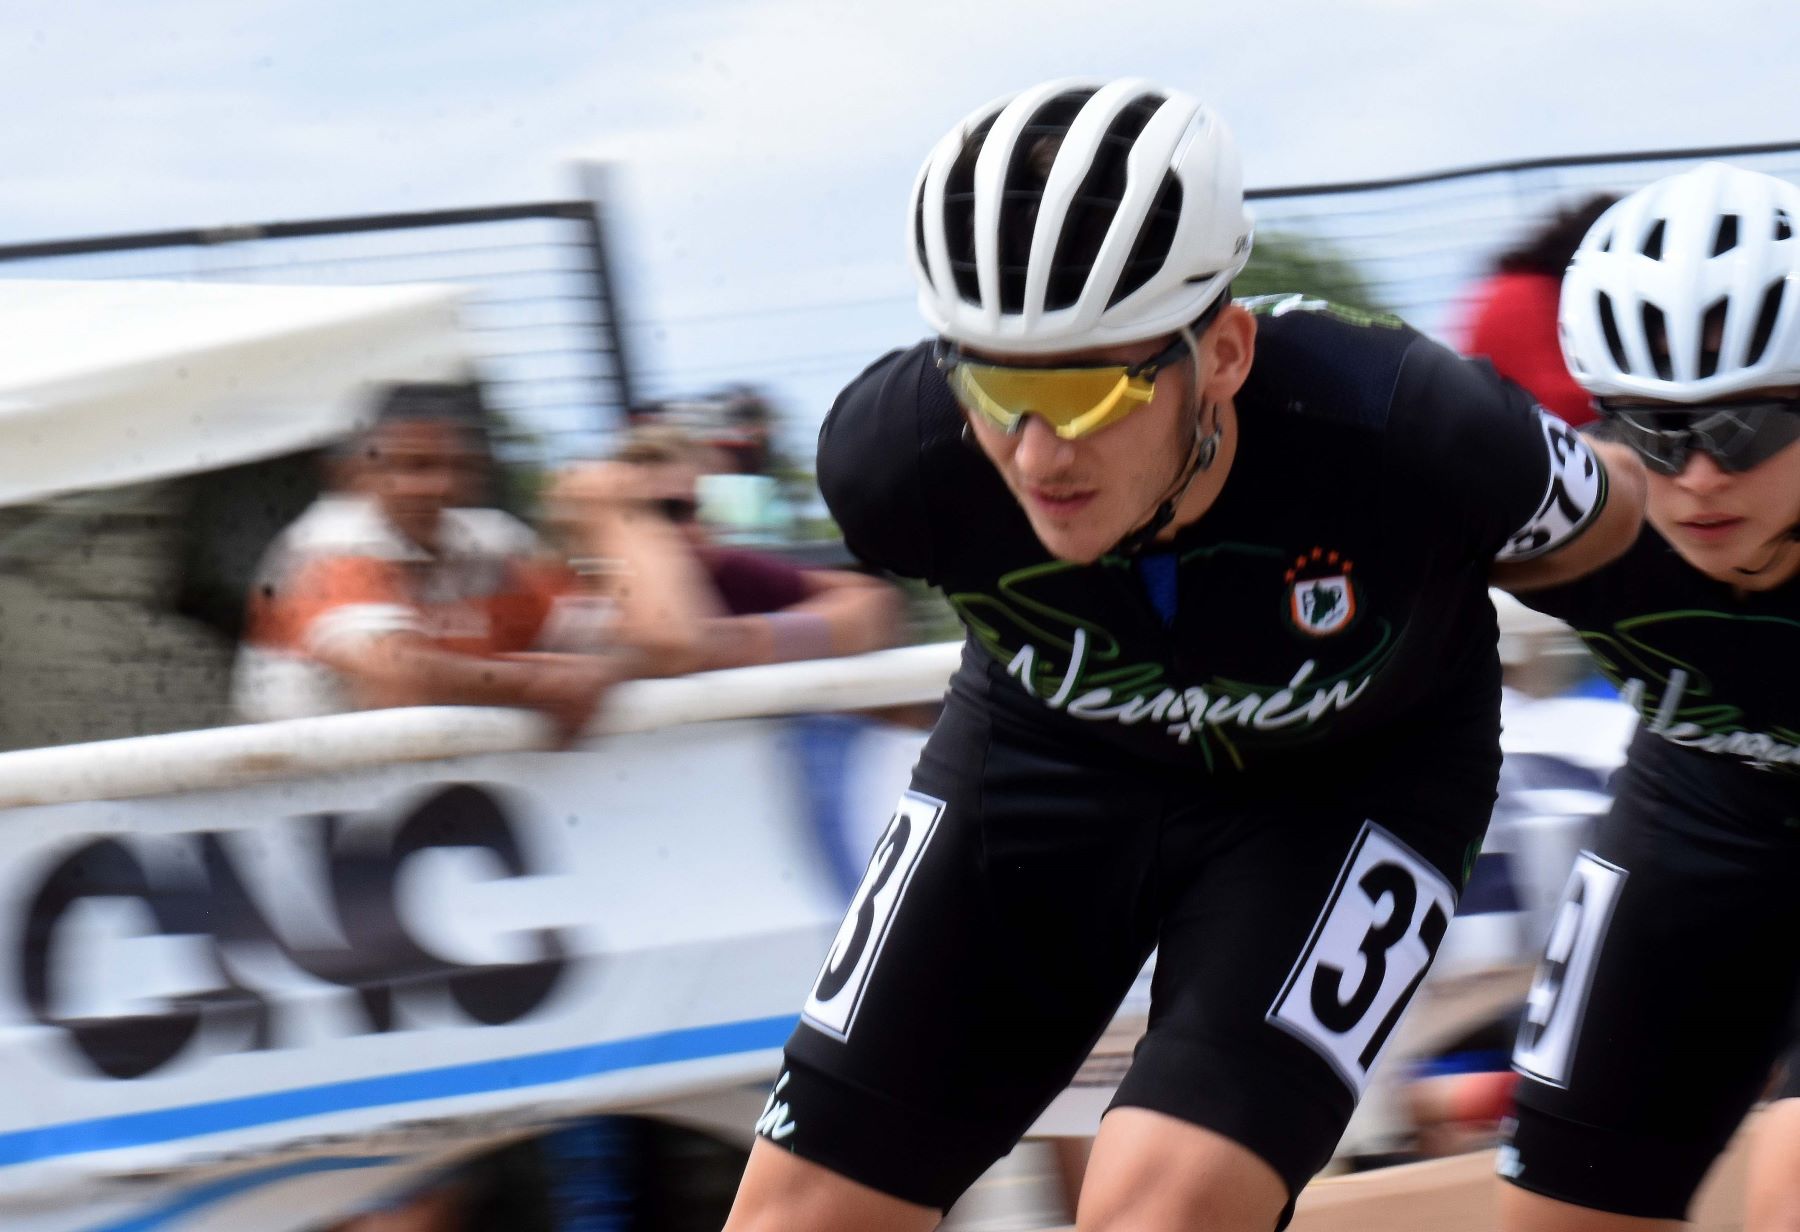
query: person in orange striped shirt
[{"left": 234, "top": 382, "right": 711, "bottom": 741}]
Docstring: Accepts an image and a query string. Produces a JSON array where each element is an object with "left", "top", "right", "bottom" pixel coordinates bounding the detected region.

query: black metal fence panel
[{"left": 1247, "top": 139, "right": 1800, "bottom": 336}]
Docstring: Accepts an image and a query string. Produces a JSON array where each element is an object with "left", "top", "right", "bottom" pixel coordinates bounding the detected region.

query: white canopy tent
[{"left": 0, "top": 278, "right": 470, "bottom": 506}]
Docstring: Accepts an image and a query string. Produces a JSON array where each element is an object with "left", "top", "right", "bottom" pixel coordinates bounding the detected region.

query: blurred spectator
[
  {"left": 694, "top": 387, "right": 792, "bottom": 541},
  {"left": 630, "top": 385, "right": 778, "bottom": 477},
  {"left": 1403, "top": 1051, "right": 1522, "bottom": 1159},
  {"left": 233, "top": 382, "right": 709, "bottom": 740},
  {"left": 1460, "top": 193, "right": 1618, "bottom": 427},
  {"left": 630, "top": 388, "right": 795, "bottom": 542},
  {"left": 611, "top": 426, "right": 900, "bottom": 670}
]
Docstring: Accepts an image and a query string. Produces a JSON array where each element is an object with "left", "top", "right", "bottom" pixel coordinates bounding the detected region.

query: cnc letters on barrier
[{"left": 17, "top": 783, "right": 569, "bottom": 1079}]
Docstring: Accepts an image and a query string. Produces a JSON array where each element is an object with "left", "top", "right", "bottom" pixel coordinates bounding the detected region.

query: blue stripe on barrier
[
  {"left": 86, "top": 1155, "right": 401, "bottom": 1232},
  {"left": 0, "top": 1014, "right": 796, "bottom": 1170}
]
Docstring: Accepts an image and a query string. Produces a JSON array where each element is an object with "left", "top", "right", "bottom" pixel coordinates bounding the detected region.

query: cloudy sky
[{"left": 3, "top": 0, "right": 1794, "bottom": 447}]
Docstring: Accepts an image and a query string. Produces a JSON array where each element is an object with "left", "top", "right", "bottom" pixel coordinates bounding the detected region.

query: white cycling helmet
[
  {"left": 1560, "top": 162, "right": 1800, "bottom": 402},
  {"left": 910, "top": 77, "right": 1253, "bottom": 355}
]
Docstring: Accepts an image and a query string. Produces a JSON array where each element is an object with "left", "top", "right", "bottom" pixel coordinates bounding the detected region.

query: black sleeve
[
  {"left": 816, "top": 343, "right": 942, "bottom": 581},
  {"left": 1503, "top": 529, "right": 1645, "bottom": 628},
  {"left": 1388, "top": 337, "right": 1607, "bottom": 563}
]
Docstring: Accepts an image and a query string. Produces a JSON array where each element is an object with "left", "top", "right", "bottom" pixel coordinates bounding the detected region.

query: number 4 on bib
[{"left": 1267, "top": 822, "right": 1456, "bottom": 1094}]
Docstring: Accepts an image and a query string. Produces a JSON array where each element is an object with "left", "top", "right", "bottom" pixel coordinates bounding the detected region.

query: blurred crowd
[{"left": 230, "top": 378, "right": 900, "bottom": 740}]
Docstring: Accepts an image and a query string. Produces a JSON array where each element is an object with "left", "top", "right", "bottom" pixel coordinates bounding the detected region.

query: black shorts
[
  {"left": 1503, "top": 768, "right": 1800, "bottom": 1221},
  {"left": 1780, "top": 1045, "right": 1800, "bottom": 1101},
  {"left": 755, "top": 695, "right": 1493, "bottom": 1219}
]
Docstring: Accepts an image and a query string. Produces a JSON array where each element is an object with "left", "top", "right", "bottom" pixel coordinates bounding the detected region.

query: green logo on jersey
[
  {"left": 1578, "top": 608, "right": 1800, "bottom": 773},
  {"left": 948, "top": 547, "right": 1398, "bottom": 772}
]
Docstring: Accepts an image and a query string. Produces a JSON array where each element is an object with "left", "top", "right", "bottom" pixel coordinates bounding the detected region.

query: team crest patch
[{"left": 1286, "top": 548, "right": 1357, "bottom": 637}]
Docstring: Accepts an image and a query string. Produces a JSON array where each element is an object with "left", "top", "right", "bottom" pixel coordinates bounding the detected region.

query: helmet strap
[
  {"left": 1107, "top": 396, "right": 1222, "bottom": 557},
  {"left": 1107, "top": 324, "right": 1222, "bottom": 557}
]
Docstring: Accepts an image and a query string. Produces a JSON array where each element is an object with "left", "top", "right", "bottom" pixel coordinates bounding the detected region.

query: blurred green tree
[{"left": 1234, "top": 231, "right": 1388, "bottom": 314}]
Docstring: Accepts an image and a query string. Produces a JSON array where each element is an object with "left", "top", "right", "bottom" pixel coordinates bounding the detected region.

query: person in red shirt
[{"left": 1462, "top": 195, "right": 1618, "bottom": 428}]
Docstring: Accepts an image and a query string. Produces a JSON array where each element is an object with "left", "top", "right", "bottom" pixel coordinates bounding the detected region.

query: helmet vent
[
  {"left": 1746, "top": 280, "right": 1786, "bottom": 367},
  {"left": 1561, "top": 323, "right": 1586, "bottom": 375},
  {"left": 1641, "top": 220, "right": 1666, "bottom": 261},
  {"left": 1109, "top": 172, "right": 1184, "bottom": 308},
  {"left": 1711, "top": 214, "right": 1740, "bottom": 256},
  {"left": 1597, "top": 292, "right": 1629, "bottom": 372},
  {"left": 914, "top": 197, "right": 933, "bottom": 294},
  {"left": 1776, "top": 210, "right": 1795, "bottom": 241},
  {"left": 1642, "top": 304, "right": 1671, "bottom": 378},
  {"left": 943, "top": 115, "right": 998, "bottom": 304},
  {"left": 999, "top": 89, "right": 1098, "bottom": 312},
  {"left": 1597, "top": 226, "right": 1614, "bottom": 253},
  {"left": 1046, "top": 93, "right": 1163, "bottom": 311},
  {"left": 1699, "top": 298, "right": 1727, "bottom": 379}
]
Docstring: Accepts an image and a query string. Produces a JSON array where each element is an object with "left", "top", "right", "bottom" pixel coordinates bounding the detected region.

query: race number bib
[
  {"left": 1512, "top": 850, "right": 1628, "bottom": 1088},
  {"left": 1496, "top": 409, "right": 1606, "bottom": 562},
  {"left": 802, "top": 791, "right": 946, "bottom": 1041},
  {"left": 1269, "top": 822, "right": 1457, "bottom": 1094}
]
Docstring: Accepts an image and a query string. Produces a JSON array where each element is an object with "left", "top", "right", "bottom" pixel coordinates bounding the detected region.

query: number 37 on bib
[{"left": 1268, "top": 822, "right": 1457, "bottom": 1095}]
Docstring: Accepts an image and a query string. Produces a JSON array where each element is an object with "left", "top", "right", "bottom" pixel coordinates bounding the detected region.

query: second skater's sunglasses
[{"left": 1599, "top": 396, "right": 1800, "bottom": 475}]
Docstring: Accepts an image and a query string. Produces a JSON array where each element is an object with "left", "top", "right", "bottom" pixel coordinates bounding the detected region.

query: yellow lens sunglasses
[{"left": 934, "top": 332, "right": 1193, "bottom": 440}]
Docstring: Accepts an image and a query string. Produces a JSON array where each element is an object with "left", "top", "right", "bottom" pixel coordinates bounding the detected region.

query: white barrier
[{"left": 0, "top": 719, "right": 857, "bottom": 1231}]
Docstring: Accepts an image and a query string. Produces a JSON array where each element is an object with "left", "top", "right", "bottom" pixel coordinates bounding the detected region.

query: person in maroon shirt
[
  {"left": 613, "top": 427, "right": 900, "bottom": 669},
  {"left": 1462, "top": 195, "right": 1618, "bottom": 428}
]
